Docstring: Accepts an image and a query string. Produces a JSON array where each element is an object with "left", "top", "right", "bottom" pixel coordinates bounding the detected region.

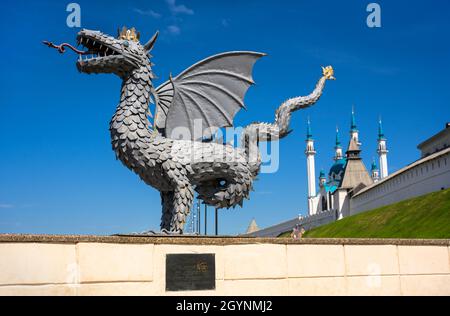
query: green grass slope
[{"left": 303, "top": 188, "right": 450, "bottom": 239}]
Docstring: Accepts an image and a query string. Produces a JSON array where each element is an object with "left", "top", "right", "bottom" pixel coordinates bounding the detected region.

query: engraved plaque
[{"left": 166, "top": 254, "right": 216, "bottom": 292}]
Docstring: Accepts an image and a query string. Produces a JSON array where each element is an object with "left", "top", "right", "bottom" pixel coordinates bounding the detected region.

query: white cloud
[
  {"left": 133, "top": 8, "right": 162, "bottom": 19},
  {"left": 0, "top": 204, "right": 14, "bottom": 209},
  {"left": 167, "top": 25, "right": 181, "bottom": 35},
  {"left": 166, "top": 0, "right": 194, "bottom": 15}
]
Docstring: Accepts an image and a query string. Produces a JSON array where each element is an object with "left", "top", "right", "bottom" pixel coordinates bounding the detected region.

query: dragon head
[{"left": 76, "top": 27, "right": 159, "bottom": 77}]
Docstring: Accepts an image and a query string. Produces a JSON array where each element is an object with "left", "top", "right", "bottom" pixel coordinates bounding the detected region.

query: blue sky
[{"left": 1, "top": 0, "right": 449, "bottom": 235}]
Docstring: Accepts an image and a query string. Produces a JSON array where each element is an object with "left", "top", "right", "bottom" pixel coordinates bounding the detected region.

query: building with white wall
[
  {"left": 417, "top": 123, "right": 450, "bottom": 157},
  {"left": 310, "top": 120, "right": 450, "bottom": 220},
  {"left": 248, "top": 121, "right": 450, "bottom": 237},
  {"left": 351, "top": 128, "right": 450, "bottom": 215},
  {"left": 306, "top": 109, "right": 380, "bottom": 217},
  {"left": 318, "top": 122, "right": 450, "bottom": 219}
]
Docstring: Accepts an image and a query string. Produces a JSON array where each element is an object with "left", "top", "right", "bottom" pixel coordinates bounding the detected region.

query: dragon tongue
[{"left": 43, "top": 40, "right": 90, "bottom": 55}]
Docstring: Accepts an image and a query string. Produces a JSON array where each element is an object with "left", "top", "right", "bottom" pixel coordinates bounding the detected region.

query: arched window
[{"left": 322, "top": 196, "right": 328, "bottom": 212}]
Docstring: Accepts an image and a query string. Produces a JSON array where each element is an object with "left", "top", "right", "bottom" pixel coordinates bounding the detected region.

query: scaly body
[{"left": 67, "top": 28, "right": 334, "bottom": 233}]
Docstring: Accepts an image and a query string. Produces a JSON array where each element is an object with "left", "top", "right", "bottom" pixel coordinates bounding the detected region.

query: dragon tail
[{"left": 241, "top": 67, "right": 333, "bottom": 173}]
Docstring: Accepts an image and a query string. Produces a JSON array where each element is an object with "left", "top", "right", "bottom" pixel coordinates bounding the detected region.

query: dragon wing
[{"left": 154, "top": 51, "right": 265, "bottom": 140}]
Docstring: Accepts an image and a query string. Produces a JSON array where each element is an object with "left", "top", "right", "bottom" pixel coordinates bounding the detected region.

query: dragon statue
[{"left": 44, "top": 27, "right": 334, "bottom": 233}]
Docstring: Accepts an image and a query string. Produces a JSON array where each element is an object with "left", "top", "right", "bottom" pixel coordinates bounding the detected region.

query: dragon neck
[{"left": 110, "top": 65, "right": 157, "bottom": 160}]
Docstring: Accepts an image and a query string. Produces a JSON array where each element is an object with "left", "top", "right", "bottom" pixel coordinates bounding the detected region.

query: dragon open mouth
[
  {"left": 44, "top": 29, "right": 141, "bottom": 76},
  {"left": 76, "top": 34, "right": 119, "bottom": 64}
]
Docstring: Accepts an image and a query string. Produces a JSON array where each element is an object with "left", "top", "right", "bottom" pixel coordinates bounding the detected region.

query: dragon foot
[{"left": 160, "top": 183, "right": 194, "bottom": 233}]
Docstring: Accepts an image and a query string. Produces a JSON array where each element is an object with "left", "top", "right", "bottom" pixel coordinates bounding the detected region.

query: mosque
[
  {"left": 305, "top": 109, "right": 388, "bottom": 219},
  {"left": 246, "top": 110, "right": 450, "bottom": 237}
]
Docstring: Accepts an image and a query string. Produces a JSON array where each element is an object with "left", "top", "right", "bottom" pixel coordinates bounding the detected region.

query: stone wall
[
  {"left": 247, "top": 210, "right": 336, "bottom": 238},
  {"left": 350, "top": 148, "right": 450, "bottom": 216},
  {"left": 297, "top": 209, "right": 336, "bottom": 231},
  {"left": 0, "top": 235, "right": 449, "bottom": 296}
]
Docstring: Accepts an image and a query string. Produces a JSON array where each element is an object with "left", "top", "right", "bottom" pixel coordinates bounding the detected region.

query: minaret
[
  {"left": 371, "top": 159, "right": 380, "bottom": 183},
  {"left": 319, "top": 169, "right": 327, "bottom": 187},
  {"left": 377, "top": 119, "right": 389, "bottom": 179},
  {"left": 305, "top": 119, "right": 317, "bottom": 215},
  {"left": 334, "top": 127, "right": 343, "bottom": 161},
  {"left": 350, "top": 106, "right": 359, "bottom": 144}
]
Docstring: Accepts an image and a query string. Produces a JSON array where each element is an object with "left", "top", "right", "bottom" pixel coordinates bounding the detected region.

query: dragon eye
[{"left": 123, "top": 40, "right": 129, "bottom": 47}]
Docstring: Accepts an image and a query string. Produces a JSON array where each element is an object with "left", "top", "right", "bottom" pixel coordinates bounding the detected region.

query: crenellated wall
[
  {"left": 246, "top": 210, "right": 335, "bottom": 238},
  {"left": 297, "top": 209, "right": 336, "bottom": 231},
  {"left": 0, "top": 235, "right": 449, "bottom": 296},
  {"left": 350, "top": 148, "right": 450, "bottom": 216}
]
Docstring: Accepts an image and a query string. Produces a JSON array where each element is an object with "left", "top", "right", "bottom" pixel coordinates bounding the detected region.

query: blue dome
[
  {"left": 328, "top": 159, "right": 347, "bottom": 188},
  {"left": 329, "top": 159, "right": 346, "bottom": 177}
]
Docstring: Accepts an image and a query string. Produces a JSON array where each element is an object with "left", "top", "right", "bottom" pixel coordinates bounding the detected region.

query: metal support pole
[
  {"left": 197, "top": 199, "right": 201, "bottom": 235},
  {"left": 215, "top": 208, "right": 219, "bottom": 236},
  {"left": 204, "top": 204, "right": 208, "bottom": 235}
]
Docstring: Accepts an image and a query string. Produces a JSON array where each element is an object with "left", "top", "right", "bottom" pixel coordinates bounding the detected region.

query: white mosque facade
[{"left": 305, "top": 110, "right": 389, "bottom": 218}]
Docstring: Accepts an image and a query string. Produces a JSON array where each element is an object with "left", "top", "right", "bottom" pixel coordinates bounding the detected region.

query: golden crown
[
  {"left": 118, "top": 26, "right": 140, "bottom": 42},
  {"left": 322, "top": 66, "right": 336, "bottom": 80}
]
